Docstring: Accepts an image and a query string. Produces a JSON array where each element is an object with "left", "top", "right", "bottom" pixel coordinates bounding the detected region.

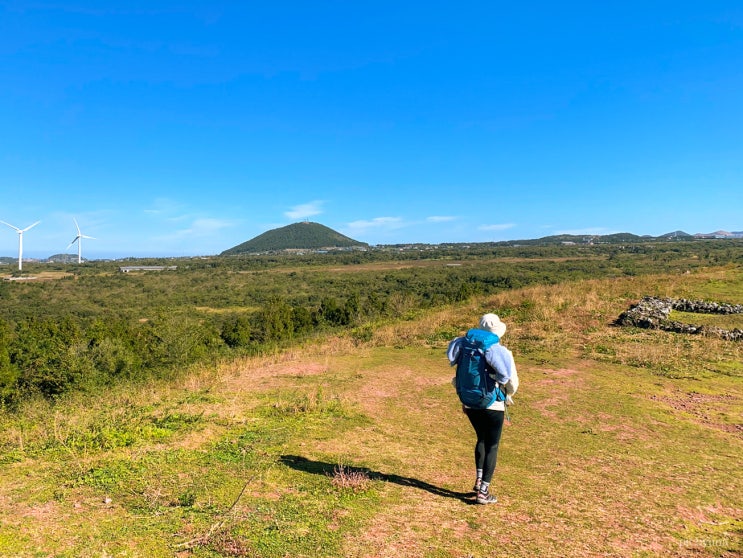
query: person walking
[{"left": 447, "top": 313, "right": 519, "bottom": 504}]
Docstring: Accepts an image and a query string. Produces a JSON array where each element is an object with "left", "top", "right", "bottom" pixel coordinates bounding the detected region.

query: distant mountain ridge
[
  {"left": 221, "top": 225, "right": 742, "bottom": 255},
  {"left": 221, "top": 222, "right": 368, "bottom": 255},
  {"left": 469, "top": 229, "right": 743, "bottom": 247},
  {"left": 694, "top": 230, "right": 743, "bottom": 238},
  {"left": 2, "top": 227, "right": 740, "bottom": 261}
]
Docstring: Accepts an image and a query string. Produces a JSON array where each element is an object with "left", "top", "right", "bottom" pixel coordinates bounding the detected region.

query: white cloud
[
  {"left": 427, "top": 215, "right": 457, "bottom": 223},
  {"left": 346, "top": 217, "right": 404, "bottom": 231},
  {"left": 144, "top": 197, "right": 185, "bottom": 216},
  {"left": 188, "top": 218, "right": 234, "bottom": 235},
  {"left": 285, "top": 201, "right": 324, "bottom": 220},
  {"left": 157, "top": 217, "right": 235, "bottom": 241},
  {"left": 478, "top": 223, "right": 516, "bottom": 231}
]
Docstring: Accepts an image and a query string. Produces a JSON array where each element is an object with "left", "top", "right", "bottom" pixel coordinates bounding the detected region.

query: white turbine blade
[
  {"left": 73, "top": 218, "right": 81, "bottom": 235},
  {"left": 22, "top": 221, "right": 41, "bottom": 232},
  {"left": 81, "top": 234, "right": 96, "bottom": 240},
  {"left": 67, "top": 237, "right": 79, "bottom": 249},
  {"left": 0, "top": 221, "right": 20, "bottom": 232}
]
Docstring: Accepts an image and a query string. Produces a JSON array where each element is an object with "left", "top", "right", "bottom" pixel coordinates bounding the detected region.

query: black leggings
[{"left": 464, "top": 408, "right": 505, "bottom": 484}]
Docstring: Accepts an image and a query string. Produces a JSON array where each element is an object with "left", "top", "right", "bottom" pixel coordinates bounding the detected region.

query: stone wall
[{"left": 616, "top": 296, "right": 743, "bottom": 341}]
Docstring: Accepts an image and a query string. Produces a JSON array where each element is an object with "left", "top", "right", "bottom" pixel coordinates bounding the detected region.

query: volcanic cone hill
[{"left": 221, "top": 222, "right": 368, "bottom": 255}]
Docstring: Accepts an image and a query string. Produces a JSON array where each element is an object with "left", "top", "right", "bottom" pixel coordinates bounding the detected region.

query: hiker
[{"left": 447, "top": 313, "right": 519, "bottom": 504}]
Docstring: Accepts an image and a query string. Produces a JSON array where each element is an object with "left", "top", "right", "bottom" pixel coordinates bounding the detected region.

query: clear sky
[{"left": 1, "top": 1, "right": 741, "bottom": 259}]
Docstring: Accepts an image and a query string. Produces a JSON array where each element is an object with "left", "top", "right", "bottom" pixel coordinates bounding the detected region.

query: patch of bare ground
[
  {"left": 0, "top": 490, "right": 123, "bottom": 552},
  {"left": 651, "top": 392, "right": 743, "bottom": 437},
  {"left": 344, "top": 488, "right": 688, "bottom": 558},
  {"left": 342, "top": 494, "right": 472, "bottom": 558},
  {"left": 567, "top": 411, "right": 650, "bottom": 442},
  {"left": 673, "top": 504, "right": 743, "bottom": 556},
  {"left": 353, "top": 365, "right": 446, "bottom": 416},
  {"left": 201, "top": 356, "right": 334, "bottom": 420},
  {"left": 354, "top": 379, "right": 398, "bottom": 417},
  {"left": 220, "top": 357, "right": 330, "bottom": 389},
  {"left": 529, "top": 368, "right": 584, "bottom": 420},
  {"left": 535, "top": 368, "right": 581, "bottom": 380},
  {"left": 676, "top": 503, "right": 741, "bottom": 525},
  {"left": 1, "top": 271, "right": 73, "bottom": 281}
]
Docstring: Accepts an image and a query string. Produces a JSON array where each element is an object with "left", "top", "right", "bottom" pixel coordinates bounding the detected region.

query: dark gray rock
[{"left": 616, "top": 296, "right": 742, "bottom": 341}]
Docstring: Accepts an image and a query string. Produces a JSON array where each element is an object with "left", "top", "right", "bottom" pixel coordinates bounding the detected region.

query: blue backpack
[{"left": 454, "top": 329, "right": 507, "bottom": 409}]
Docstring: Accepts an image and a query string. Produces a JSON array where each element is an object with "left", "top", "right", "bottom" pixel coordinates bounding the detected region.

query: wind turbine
[
  {"left": 1, "top": 220, "right": 40, "bottom": 271},
  {"left": 67, "top": 218, "right": 96, "bottom": 264}
]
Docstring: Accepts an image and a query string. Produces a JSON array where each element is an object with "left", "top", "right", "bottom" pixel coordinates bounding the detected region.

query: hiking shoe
[{"left": 476, "top": 490, "right": 497, "bottom": 505}]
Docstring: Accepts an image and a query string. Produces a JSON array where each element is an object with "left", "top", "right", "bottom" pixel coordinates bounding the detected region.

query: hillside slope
[
  {"left": 0, "top": 269, "right": 740, "bottom": 556},
  {"left": 222, "top": 222, "right": 368, "bottom": 254}
]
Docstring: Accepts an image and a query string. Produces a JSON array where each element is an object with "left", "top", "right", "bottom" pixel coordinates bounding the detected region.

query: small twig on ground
[{"left": 174, "top": 461, "right": 274, "bottom": 551}]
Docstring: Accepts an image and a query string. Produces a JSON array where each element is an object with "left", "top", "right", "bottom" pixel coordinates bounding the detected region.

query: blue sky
[{"left": 1, "top": 1, "right": 741, "bottom": 259}]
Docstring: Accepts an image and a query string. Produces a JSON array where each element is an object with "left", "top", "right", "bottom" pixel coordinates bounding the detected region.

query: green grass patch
[
  {"left": 670, "top": 309, "right": 743, "bottom": 330},
  {"left": 75, "top": 457, "right": 147, "bottom": 492},
  {"left": 694, "top": 269, "right": 743, "bottom": 301}
]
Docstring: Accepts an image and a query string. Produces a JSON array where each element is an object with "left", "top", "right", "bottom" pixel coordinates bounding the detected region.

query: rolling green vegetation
[
  {"left": 0, "top": 252, "right": 740, "bottom": 556},
  {"left": 0, "top": 240, "right": 741, "bottom": 404}
]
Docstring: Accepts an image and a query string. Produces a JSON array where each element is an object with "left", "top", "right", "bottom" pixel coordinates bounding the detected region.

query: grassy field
[{"left": 0, "top": 267, "right": 741, "bottom": 557}]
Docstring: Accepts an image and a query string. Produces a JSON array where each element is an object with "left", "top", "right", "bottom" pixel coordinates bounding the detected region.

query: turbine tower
[
  {"left": 1, "top": 220, "right": 40, "bottom": 271},
  {"left": 67, "top": 218, "right": 96, "bottom": 264}
]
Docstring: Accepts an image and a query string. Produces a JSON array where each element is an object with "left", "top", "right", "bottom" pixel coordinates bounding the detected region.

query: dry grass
[
  {"left": 0, "top": 270, "right": 73, "bottom": 281},
  {"left": 329, "top": 464, "right": 371, "bottom": 492}
]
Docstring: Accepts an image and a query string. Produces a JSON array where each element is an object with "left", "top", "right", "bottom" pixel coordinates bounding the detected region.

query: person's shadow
[{"left": 279, "top": 455, "right": 473, "bottom": 503}]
